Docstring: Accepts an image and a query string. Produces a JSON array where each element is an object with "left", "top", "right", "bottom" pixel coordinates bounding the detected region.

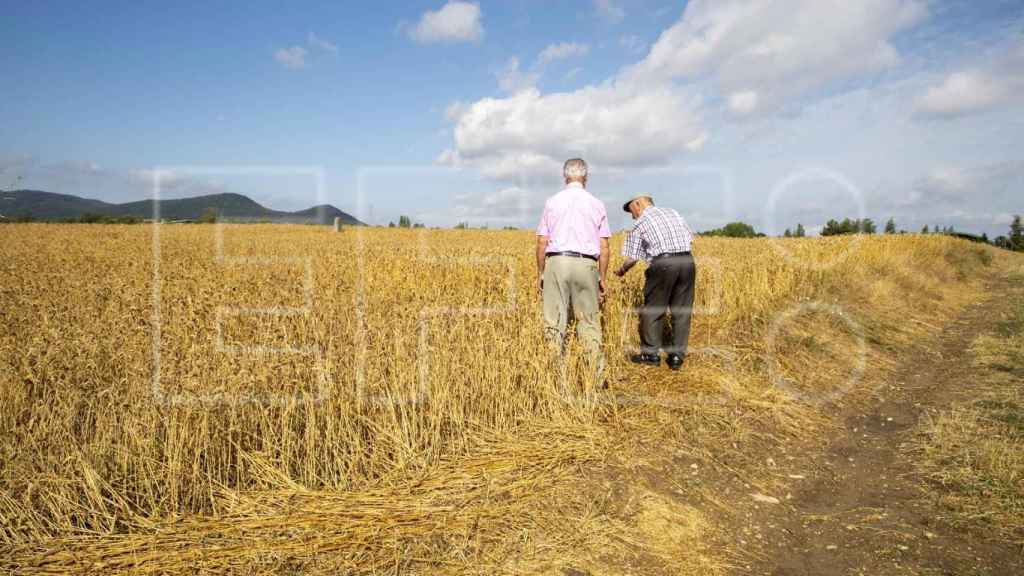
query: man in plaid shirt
[{"left": 614, "top": 195, "right": 696, "bottom": 370}]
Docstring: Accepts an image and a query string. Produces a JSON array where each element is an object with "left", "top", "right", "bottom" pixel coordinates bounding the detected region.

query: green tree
[
  {"left": 454, "top": 221, "right": 468, "bottom": 229},
  {"left": 388, "top": 221, "right": 395, "bottom": 227},
  {"left": 822, "top": 218, "right": 874, "bottom": 236},
  {"left": 884, "top": 217, "right": 896, "bottom": 234},
  {"left": 721, "top": 222, "right": 756, "bottom": 237},
  {"left": 783, "top": 228, "right": 792, "bottom": 237},
  {"left": 794, "top": 223, "right": 806, "bottom": 237},
  {"left": 398, "top": 215, "right": 411, "bottom": 228},
  {"left": 1010, "top": 215, "right": 1024, "bottom": 251},
  {"left": 922, "top": 225, "right": 929, "bottom": 234},
  {"left": 199, "top": 207, "right": 218, "bottom": 223},
  {"left": 702, "top": 221, "right": 758, "bottom": 238}
]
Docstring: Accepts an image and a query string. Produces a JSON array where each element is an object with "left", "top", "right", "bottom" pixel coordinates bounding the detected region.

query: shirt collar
[
  {"left": 566, "top": 181, "right": 584, "bottom": 189},
  {"left": 630, "top": 205, "right": 653, "bottom": 228}
]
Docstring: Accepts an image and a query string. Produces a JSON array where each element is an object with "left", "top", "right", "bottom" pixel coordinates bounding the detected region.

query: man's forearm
[
  {"left": 599, "top": 238, "right": 610, "bottom": 280},
  {"left": 536, "top": 237, "right": 548, "bottom": 275},
  {"left": 617, "top": 258, "right": 639, "bottom": 275}
]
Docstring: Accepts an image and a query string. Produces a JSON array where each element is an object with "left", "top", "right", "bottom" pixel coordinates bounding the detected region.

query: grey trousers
[
  {"left": 542, "top": 255, "right": 605, "bottom": 378},
  {"left": 640, "top": 253, "right": 696, "bottom": 357}
]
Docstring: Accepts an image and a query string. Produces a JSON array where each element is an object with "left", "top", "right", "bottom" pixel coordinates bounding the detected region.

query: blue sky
[{"left": 2, "top": 1, "right": 1022, "bottom": 236}]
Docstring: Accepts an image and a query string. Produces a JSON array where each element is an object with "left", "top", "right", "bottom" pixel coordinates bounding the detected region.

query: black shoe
[
  {"left": 629, "top": 353, "right": 661, "bottom": 366},
  {"left": 666, "top": 353, "right": 684, "bottom": 371}
]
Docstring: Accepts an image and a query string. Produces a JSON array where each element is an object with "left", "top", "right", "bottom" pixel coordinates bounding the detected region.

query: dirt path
[{"left": 743, "top": 274, "right": 1024, "bottom": 576}]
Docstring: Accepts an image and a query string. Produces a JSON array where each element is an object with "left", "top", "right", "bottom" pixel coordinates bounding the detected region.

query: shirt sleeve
[
  {"left": 536, "top": 202, "right": 550, "bottom": 236},
  {"left": 597, "top": 204, "right": 611, "bottom": 238},
  {"left": 679, "top": 215, "right": 695, "bottom": 248},
  {"left": 621, "top": 226, "right": 644, "bottom": 260},
  {"left": 680, "top": 215, "right": 694, "bottom": 238}
]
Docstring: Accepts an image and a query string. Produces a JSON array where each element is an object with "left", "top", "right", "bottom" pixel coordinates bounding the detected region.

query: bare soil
[{"left": 741, "top": 273, "right": 1024, "bottom": 575}]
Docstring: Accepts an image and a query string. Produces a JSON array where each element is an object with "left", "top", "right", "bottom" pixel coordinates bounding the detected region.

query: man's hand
[
  {"left": 599, "top": 277, "right": 607, "bottom": 304},
  {"left": 616, "top": 258, "right": 638, "bottom": 277},
  {"left": 535, "top": 235, "right": 548, "bottom": 299}
]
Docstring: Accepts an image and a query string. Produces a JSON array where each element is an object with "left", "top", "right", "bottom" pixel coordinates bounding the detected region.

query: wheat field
[{"left": 0, "top": 223, "right": 1006, "bottom": 574}]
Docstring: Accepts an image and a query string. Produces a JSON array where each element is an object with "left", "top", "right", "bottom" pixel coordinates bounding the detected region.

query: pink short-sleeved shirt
[{"left": 536, "top": 182, "right": 611, "bottom": 257}]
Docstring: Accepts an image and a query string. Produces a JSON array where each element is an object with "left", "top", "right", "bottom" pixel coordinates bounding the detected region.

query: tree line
[
  {"left": 813, "top": 215, "right": 1023, "bottom": 251},
  {"left": 699, "top": 215, "right": 1024, "bottom": 252},
  {"left": 5, "top": 207, "right": 1022, "bottom": 252},
  {"left": 0, "top": 212, "right": 144, "bottom": 224},
  {"left": 388, "top": 215, "right": 425, "bottom": 228}
]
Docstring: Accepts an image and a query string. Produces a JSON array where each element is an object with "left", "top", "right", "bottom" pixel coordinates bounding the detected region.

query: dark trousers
[{"left": 640, "top": 253, "right": 696, "bottom": 357}]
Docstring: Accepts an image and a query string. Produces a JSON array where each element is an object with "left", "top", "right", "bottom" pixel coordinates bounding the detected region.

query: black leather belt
[
  {"left": 652, "top": 251, "right": 691, "bottom": 260},
  {"left": 546, "top": 251, "right": 598, "bottom": 261}
]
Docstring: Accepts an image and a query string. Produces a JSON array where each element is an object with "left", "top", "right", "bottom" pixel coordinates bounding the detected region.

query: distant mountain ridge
[{"left": 0, "top": 190, "right": 364, "bottom": 225}]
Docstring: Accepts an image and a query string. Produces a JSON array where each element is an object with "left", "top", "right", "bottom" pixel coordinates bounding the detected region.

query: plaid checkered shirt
[{"left": 621, "top": 206, "right": 694, "bottom": 263}]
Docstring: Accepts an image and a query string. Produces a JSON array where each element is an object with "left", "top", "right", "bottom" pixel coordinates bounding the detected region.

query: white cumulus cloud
[
  {"left": 407, "top": 1, "right": 484, "bottom": 44},
  {"left": 441, "top": 0, "right": 930, "bottom": 186},
  {"left": 273, "top": 46, "right": 307, "bottom": 69},
  {"left": 727, "top": 90, "right": 759, "bottom": 116},
  {"left": 914, "top": 41, "right": 1024, "bottom": 117},
  {"left": 494, "top": 57, "right": 540, "bottom": 94},
  {"left": 624, "top": 0, "right": 927, "bottom": 111},
  {"left": 274, "top": 33, "right": 338, "bottom": 70},
  {"left": 441, "top": 84, "right": 707, "bottom": 182},
  {"left": 494, "top": 42, "right": 589, "bottom": 94},
  {"left": 538, "top": 42, "right": 590, "bottom": 64},
  {"left": 916, "top": 72, "right": 1007, "bottom": 116}
]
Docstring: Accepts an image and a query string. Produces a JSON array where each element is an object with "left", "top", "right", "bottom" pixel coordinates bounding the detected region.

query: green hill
[
  {"left": 0, "top": 190, "right": 363, "bottom": 224},
  {"left": 0, "top": 190, "right": 117, "bottom": 220}
]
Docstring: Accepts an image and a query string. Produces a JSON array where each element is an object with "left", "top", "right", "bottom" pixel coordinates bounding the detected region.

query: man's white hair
[{"left": 563, "top": 158, "right": 588, "bottom": 182}]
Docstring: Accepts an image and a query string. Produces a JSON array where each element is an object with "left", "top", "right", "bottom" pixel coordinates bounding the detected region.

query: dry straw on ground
[
  {"left": 911, "top": 266, "right": 1024, "bottom": 545},
  {"left": 0, "top": 224, "right": 1009, "bottom": 574}
]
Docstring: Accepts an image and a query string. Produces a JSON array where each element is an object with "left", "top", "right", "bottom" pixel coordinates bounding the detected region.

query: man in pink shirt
[{"left": 536, "top": 158, "right": 611, "bottom": 383}]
